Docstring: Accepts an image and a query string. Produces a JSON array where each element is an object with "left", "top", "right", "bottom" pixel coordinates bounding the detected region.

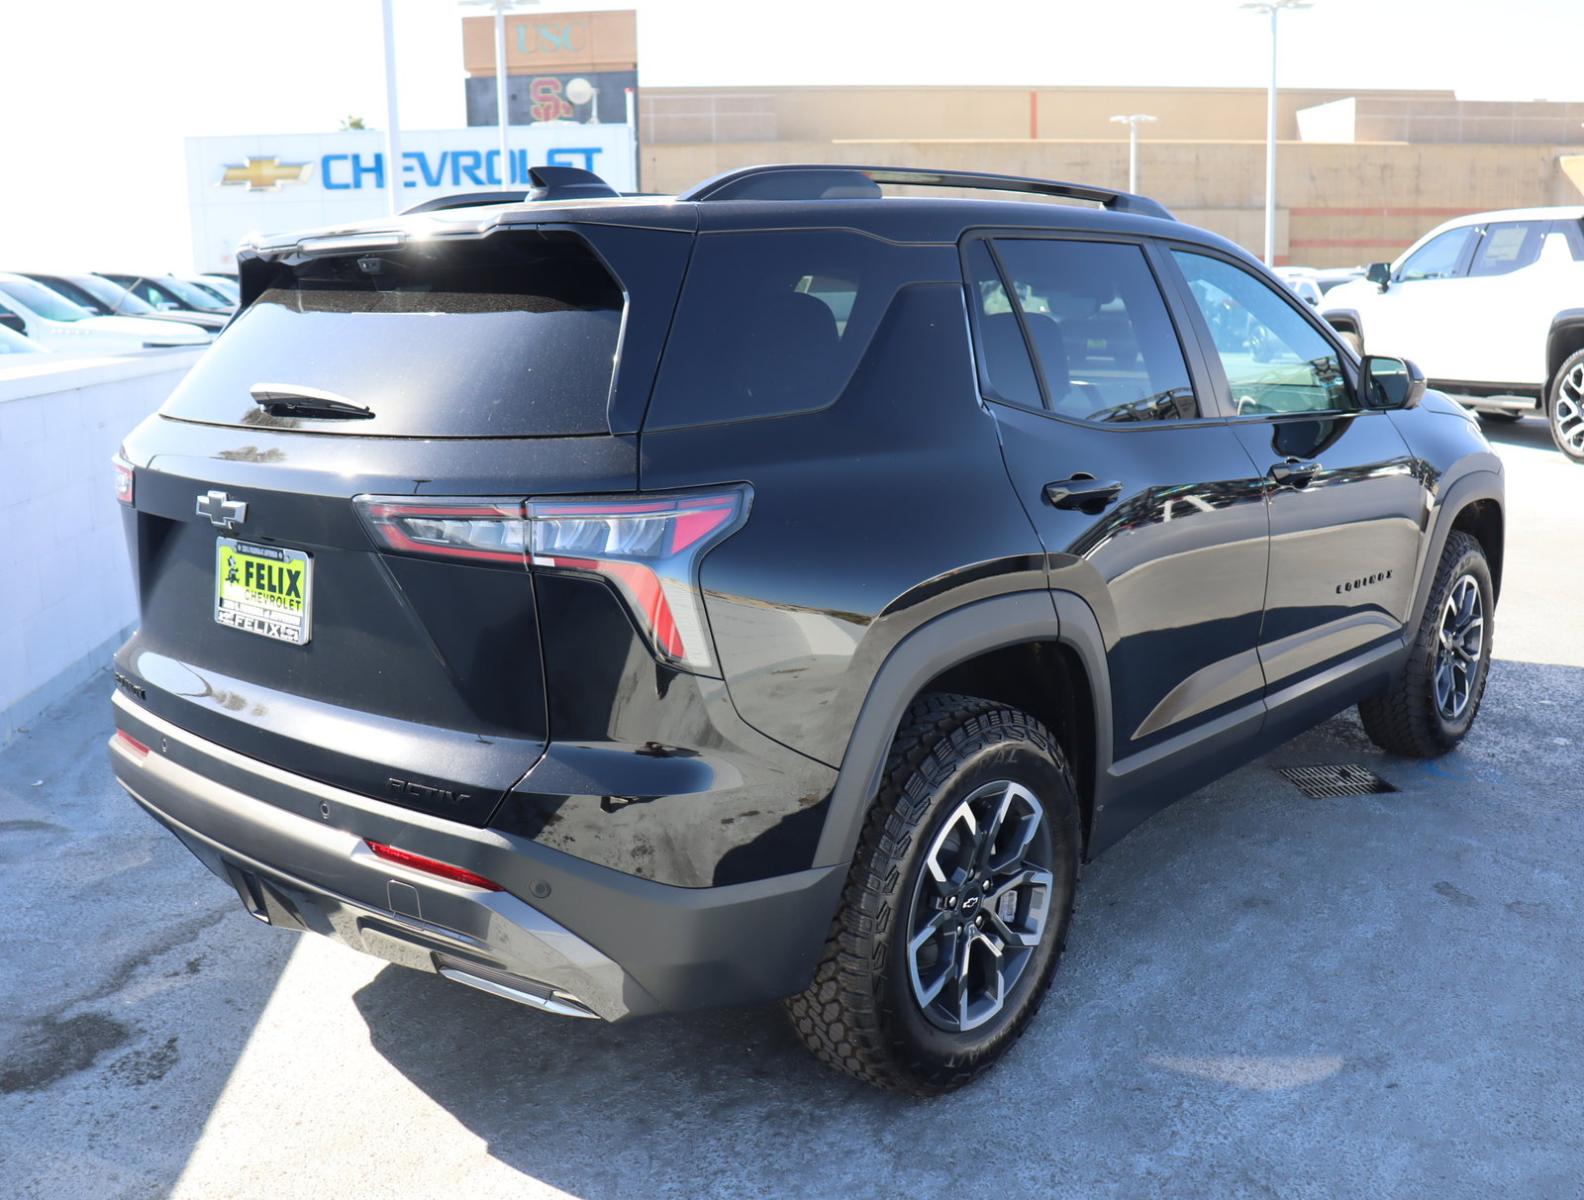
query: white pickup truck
[{"left": 1323, "top": 206, "right": 1584, "bottom": 463}]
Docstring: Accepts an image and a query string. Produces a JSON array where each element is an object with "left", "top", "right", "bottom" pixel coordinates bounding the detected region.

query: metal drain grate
[{"left": 1275, "top": 763, "right": 1397, "bottom": 798}]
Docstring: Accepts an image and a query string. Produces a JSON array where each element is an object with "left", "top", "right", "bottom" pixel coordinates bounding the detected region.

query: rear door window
[
  {"left": 972, "top": 237, "right": 1198, "bottom": 422},
  {"left": 160, "top": 235, "right": 623, "bottom": 438},
  {"left": 1468, "top": 221, "right": 1545, "bottom": 277}
]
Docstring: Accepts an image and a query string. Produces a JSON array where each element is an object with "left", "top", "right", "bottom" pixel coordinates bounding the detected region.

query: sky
[{"left": 1, "top": 0, "right": 1580, "bottom": 270}]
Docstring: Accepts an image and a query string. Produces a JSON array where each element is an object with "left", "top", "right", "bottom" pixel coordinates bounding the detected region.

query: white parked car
[
  {"left": 1274, "top": 267, "right": 1323, "bottom": 307},
  {"left": 0, "top": 272, "right": 211, "bottom": 355},
  {"left": 0, "top": 322, "right": 49, "bottom": 358},
  {"left": 1322, "top": 207, "right": 1584, "bottom": 462}
]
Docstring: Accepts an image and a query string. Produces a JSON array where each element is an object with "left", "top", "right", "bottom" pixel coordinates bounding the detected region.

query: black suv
[{"left": 109, "top": 164, "right": 1504, "bottom": 1092}]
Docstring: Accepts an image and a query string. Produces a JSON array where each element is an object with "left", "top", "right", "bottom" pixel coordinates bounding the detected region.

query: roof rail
[
  {"left": 677, "top": 164, "right": 1174, "bottom": 220},
  {"left": 401, "top": 166, "right": 620, "bottom": 216}
]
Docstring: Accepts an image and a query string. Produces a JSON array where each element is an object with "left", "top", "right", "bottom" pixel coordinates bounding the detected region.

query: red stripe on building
[
  {"left": 1288, "top": 207, "right": 1476, "bottom": 219},
  {"left": 1289, "top": 237, "right": 1417, "bottom": 248}
]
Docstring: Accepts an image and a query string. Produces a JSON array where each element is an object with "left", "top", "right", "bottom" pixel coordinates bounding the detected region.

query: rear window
[
  {"left": 160, "top": 235, "right": 623, "bottom": 437},
  {"left": 645, "top": 230, "right": 918, "bottom": 430}
]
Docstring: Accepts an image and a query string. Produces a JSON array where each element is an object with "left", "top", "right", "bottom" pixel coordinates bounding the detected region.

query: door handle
[
  {"left": 1268, "top": 457, "right": 1322, "bottom": 487},
  {"left": 1045, "top": 476, "right": 1124, "bottom": 511}
]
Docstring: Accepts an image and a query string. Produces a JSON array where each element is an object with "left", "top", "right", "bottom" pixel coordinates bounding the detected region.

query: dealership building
[{"left": 185, "top": 8, "right": 1584, "bottom": 270}]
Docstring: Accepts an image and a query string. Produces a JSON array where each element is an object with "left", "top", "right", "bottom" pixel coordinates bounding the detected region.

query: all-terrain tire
[
  {"left": 1358, "top": 531, "right": 1493, "bottom": 757},
  {"left": 786, "top": 693, "right": 1081, "bottom": 1094}
]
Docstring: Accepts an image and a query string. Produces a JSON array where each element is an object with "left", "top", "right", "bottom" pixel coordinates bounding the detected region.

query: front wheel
[
  {"left": 1547, "top": 349, "right": 1584, "bottom": 463},
  {"left": 1359, "top": 530, "right": 1493, "bottom": 757},
  {"left": 786, "top": 694, "right": 1080, "bottom": 1093}
]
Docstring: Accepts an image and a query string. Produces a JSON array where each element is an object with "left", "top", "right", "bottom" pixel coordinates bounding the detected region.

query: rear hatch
[{"left": 116, "top": 224, "right": 678, "bottom": 824}]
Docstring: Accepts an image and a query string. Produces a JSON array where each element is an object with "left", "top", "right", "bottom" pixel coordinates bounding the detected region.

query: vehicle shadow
[
  {"left": 1475, "top": 412, "right": 1554, "bottom": 453},
  {"left": 353, "top": 658, "right": 1584, "bottom": 1199}
]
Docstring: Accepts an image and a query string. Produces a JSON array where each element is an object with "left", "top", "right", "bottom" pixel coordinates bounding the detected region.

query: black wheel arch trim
[
  {"left": 1405, "top": 467, "right": 1504, "bottom": 638},
  {"left": 812, "top": 590, "right": 1113, "bottom": 870},
  {"left": 1546, "top": 308, "right": 1584, "bottom": 386}
]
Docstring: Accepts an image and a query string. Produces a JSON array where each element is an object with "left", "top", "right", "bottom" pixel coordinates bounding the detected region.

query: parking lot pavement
[{"left": 2, "top": 418, "right": 1581, "bottom": 1200}]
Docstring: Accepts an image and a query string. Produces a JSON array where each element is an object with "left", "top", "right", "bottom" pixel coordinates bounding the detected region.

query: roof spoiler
[
  {"left": 677, "top": 164, "right": 1175, "bottom": 220},
  {"left": 401, "top": 165, "right": 620, "bottom": 215}
]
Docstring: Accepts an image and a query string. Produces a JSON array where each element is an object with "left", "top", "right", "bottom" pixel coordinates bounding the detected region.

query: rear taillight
[
  {"left": 112, "top": 454, "right": 133, "bottom": 505},
  {"left": 366, "top": 840, "right": 503, "bottom": 891},
  {"left": 354, "top": 487, "right": 749, "bottom": 673},
  {"left": 355, "top": 498, "right": 526, "bottom": 564}
]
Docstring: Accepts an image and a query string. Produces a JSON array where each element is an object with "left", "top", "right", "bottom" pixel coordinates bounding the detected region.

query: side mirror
[
  {"left": 1361, "top": 355, "right": 1425, "bottom": 410},
  {"left": 1365, "top": 261, "right": 1392, "bottom": 291}
]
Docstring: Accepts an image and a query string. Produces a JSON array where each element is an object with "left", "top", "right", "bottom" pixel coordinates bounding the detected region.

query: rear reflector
[
  {"left": 365, "top": 840, "right": 503, "bottom": 891},
  {"left": 113, "top": 729, "right": 149, "bottom": 757}
]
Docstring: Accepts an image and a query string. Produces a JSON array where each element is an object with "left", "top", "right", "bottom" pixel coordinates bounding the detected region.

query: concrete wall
[{"left": 0, "top": 351, "right": 201, "bottom": 743}]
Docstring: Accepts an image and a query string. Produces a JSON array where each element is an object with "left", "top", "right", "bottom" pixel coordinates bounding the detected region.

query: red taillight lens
[
  {"left": 355, "top": 487, "right": 750, "bottom": 673},
  {"left": 113, "top": 729, "right": 149, "bottom": 757},
  {"left": 355, "top": 498, "right": 526, "bottom": 564},
  {"left": 366, "top": 840, "right": 503, "bottom": 891},
  {"left": 112, "top": 454, "right": 134, "bottom": 505},
  {"left": 526, "top": 490, "right": 746, "bottom": 671}
]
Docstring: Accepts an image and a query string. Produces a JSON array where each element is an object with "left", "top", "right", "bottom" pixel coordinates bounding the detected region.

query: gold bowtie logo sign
[{"left": 220, "top": 157, "right": 310, "bottom": 191}]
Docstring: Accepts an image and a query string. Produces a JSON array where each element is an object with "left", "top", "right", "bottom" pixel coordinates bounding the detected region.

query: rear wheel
[
  {"left": 1547, "top": 349, "right": 1584, "bottom": 463},
  {"left": 1359, "top": 531, "right": 1493, "bottom": 757},
  {"left": 787, "top": 694, "right": 1080, "bottom": 1093}
]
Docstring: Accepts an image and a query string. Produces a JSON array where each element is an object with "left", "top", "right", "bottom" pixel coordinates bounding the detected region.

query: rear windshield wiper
[{"left": 250, "top": 383, "right": 374, "bottom": 420}]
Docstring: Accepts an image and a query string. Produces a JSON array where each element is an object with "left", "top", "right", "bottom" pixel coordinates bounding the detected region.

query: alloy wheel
[
  {"left": 1434, "top": 573, "right": 1484, "bottom": 721},
  {"left": 1556, "top": 364, "right": 1584, "bottom": 456},
  {"left": 906, "top": 780, "right": 1053, "bottom": 1033}
]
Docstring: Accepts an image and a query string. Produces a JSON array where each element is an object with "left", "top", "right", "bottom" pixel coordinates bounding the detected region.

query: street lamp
[
  {"left": 1241, "top": 0, "right": 1312, "bottom": 265},
  {"left": 462, "top": 0, "right": 541, "bottom": 188},
  {"left": 1109, "top": 114, "right": 1157, "bottom": 193},
  {"left": 379, "top": 0, "right": 402, "bottom": 214}
]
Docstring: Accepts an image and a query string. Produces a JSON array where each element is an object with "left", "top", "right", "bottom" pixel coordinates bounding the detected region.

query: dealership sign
[{"left": 185, "top": 125, "right": 636, "bottom": 272}]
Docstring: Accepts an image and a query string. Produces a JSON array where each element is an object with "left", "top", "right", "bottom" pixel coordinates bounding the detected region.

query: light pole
[
  {"left": 1241, "top": 0, "right": 1312, "bottom": 265},
  {"left": 1108, "top": 114, "right": 1157, "bottom": 193},
  {"left": 462, "top": 0, "right": 540, "bottom": 188},
  {"left": 380, "top": 0, "right": 403, "bottom": 214}
]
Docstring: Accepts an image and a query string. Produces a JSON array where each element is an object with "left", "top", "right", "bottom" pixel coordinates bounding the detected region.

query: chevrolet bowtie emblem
[
  {"left": 197, "top": 490, "right": 248, "bottom": 530},
  {"left": 219, "top": 156, "right": 310, "bottom": 191}
]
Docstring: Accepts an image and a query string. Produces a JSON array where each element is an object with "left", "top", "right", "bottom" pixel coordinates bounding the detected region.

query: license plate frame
[{"left": 213, "top": 537, "right": 314, "bottom": 646}]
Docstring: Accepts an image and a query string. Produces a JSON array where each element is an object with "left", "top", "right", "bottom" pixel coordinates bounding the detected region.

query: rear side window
[
  {"left": 161, "top": 235, "right": 622, "bottom": 437},
  {"left": 645, "top": 230, "right": 915, "bottom": 429},
  {"left": 972, "top": 238, "right": 1197, "bottom": 422},
  {"left": 1468, "top": 221, "right": 1544, "bottom": 276}
]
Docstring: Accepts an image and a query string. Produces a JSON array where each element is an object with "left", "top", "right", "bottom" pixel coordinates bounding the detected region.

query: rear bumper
[{"left": 109, "top": 690, "right": 844, "bottom": 1021}]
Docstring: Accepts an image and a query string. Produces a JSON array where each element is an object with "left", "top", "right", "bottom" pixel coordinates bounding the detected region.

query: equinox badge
[{"left": 197, "top": 490, "right": 248, "bottom": 530}]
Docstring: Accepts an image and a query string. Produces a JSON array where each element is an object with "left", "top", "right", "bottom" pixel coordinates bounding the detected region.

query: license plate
[{"left": 214, "top": 538, "right": 313, "bottom": 646}]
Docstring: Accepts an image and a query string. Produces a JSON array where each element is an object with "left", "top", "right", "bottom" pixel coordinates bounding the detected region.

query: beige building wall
[
  {"left": 642, "top": 136, "right": 1584, "bottom": 268},
  {"left": 636, "top": 86, "right": 1584, "bottom": 265}
]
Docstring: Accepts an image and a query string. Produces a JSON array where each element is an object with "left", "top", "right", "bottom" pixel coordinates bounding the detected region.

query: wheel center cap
[{"left": 961, "top": 892, "right": 980, "bottom": 912}]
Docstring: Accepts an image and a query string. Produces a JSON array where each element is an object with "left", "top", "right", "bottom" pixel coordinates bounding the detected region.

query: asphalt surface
[{"left": 2, "top": 418, "right": 1581, "bottom": 1200}]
